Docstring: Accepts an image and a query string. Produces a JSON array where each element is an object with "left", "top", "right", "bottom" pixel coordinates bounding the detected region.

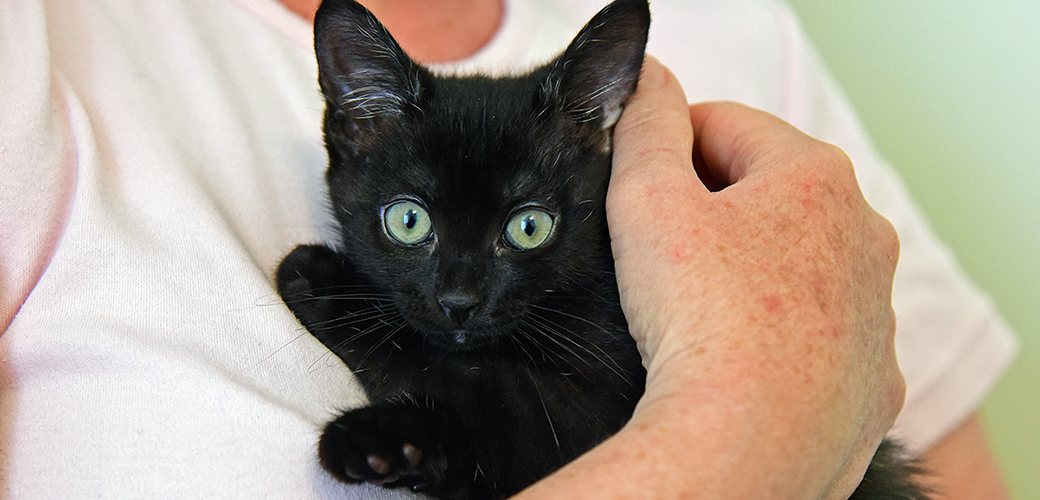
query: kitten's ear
[
  {"left": 545, "top": 0, "right": 650, "bottom": 131},
  {"left": 314, "top": 0, "right": 421, "bottom": 122}
]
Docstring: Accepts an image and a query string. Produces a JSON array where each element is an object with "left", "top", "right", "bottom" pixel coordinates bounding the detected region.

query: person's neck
[{"left": 278, "top": 0, "right": 503, "bottom": 64}]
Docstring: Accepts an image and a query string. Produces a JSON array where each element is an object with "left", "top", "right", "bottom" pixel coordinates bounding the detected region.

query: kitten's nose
[{"left": 437, "top": 293, "right": 481, "bottom": 326}]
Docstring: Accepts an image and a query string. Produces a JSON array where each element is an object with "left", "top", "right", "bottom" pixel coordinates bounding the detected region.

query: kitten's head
[{"left": 314, "top": 0, "right": 650, "bottom": 352}]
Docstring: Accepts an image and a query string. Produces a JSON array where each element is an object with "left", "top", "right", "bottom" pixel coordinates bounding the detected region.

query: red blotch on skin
[
  {"left": 760, "top": 294, "right": 785, "bottom": 315},
  {"left": 668, "top": 242, "right": 688, "bottom": 263},
  {"left": 817, "top": 326, "right": 841, "bottom": 340}
]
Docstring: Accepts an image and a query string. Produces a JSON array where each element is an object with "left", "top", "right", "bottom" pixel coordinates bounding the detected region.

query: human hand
[{"left": 604, "top": 57, "right": 904, "bottom": 499}]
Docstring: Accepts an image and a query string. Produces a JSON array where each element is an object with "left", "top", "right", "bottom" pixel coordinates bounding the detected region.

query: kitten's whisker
[
  {"left": 285, "top": 283, "right": 389, "bottom": 295},
  {"left": 533, "top": 382, "right": 562, "bottom": 452},
  {"left": 530, "top": 304, "right": 614, "bottom": 335},
  {"left": 525, "top": 315, "right": 595, "bottom": 362},
  {"left": 359, "top": 323, "right": 407, "bottom": 367},
  {"left": 304, "top": 305, "right": 394, "bottom": 331},
  {"left": 245, "top": 329, "right": 313, "bottom": 369},
  {"left": 576, "top": 198, "right": 598, "bottom": 223},
  {"left": 306, "top": 346, "right": 346, "bottom": 373},
  {"left": 316, "top": 314, "right": 405, "bottom": 370},
  {"left": 574, "top": 285, "right": 616, "bottom": 306},
  {"left": 283, "top": 294, "right": 395, "bottom": 308},
  {"left": 316, "top": 319, "right": 393, "bottom": 346},
  {"left": 542, "top": 286, "right": 615, "bottom": 307},
  {"left": 515, "top": 320, "right": 584, "bottom": 377},
  {"left": 526, "top": 311, "right": 631, "bottom": 384},
  {"left": 506, "top": 331, "right": 538, "bottom": 366},
  {"left": 279, "top": 284, "right": 391, "bottom": 302},
  {"left": 521, "top": 316, "right": 595, "bottom": 378}
]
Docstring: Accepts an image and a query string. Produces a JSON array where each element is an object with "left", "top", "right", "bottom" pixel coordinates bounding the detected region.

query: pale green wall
[{"left": 783, "top": 1, "right": 1039, "bottom": 498}]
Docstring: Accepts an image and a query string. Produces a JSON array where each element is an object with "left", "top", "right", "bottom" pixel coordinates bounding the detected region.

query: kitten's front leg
[
  {"left": 320, "top": 402, "right": 473, "bottom": 499},
  {"left": 277, "top": 243, "right": 390, "bottom": 355}
]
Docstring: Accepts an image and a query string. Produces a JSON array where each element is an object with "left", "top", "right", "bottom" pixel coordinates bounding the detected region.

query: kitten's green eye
[
  {"left": 504, "top": 208, "right": 554, "bottom": 250},
  {"left": 383, "top": 200, "right": 433, "bottom": 246}
]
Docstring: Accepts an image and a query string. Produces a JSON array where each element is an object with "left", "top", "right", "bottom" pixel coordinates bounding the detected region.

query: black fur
[{"left": 276, "top": 1, "right": 929, "bottom": 499}]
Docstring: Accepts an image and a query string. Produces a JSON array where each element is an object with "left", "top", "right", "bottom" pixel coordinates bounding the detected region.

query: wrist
[{"left": 633, "top": 368, "right": 851, "bottom": 500}]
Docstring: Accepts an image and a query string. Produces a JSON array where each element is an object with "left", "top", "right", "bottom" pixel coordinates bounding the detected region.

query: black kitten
[{"left": 277, "top": 1, "right": 928, "bottom": 499}]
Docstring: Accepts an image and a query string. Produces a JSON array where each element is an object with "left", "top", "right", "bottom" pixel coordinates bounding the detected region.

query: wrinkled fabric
[{"left": 0, "top": 0, "right": 1016, "bottom": 497}]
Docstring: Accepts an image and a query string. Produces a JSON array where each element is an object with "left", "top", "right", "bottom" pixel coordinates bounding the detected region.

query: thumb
[
  {"left": 607, "top": 57, "right": 703, "bottom": 258},
  {"left": 609, "top": 57, "right": 701, "bottom": 200},
  {"left": 605, "top": 57, "right": 701, "bottom": 358}
]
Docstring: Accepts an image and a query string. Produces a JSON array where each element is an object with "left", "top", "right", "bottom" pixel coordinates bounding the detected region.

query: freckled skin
[{"left": 278, "top": 1, "right": 927, "bottom": 499}]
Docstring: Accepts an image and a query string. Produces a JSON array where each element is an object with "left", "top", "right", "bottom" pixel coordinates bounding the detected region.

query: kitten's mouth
[
  {"left": 408, "top": 311, "right": 509, "bottom": 351},
  {"left": 421, "top": 327, "right": 495, "bottom": 352}
]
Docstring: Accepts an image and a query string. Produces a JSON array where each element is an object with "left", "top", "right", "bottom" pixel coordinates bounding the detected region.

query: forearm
[
  {"left": 520, "top": 326, "right": 886, "bottom": 500},
  {"left": 514, "top": 357, "right": 860, "bottom": 500},
  {"left": 918, "top": 413, "right": 1010, "bottom": 500}
]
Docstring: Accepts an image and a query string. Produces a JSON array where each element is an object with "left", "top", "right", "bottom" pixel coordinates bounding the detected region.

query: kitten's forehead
[{"left": 346, "top": 66, "right": 612, "bottom": 222}]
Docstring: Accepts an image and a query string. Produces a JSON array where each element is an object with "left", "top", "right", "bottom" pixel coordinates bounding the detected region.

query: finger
[
  {"left": 610, "top": 57, "right": 702, "bottom": 197},
  {"left": 688, "top": 101, "right": 823, "bottom": 187}
]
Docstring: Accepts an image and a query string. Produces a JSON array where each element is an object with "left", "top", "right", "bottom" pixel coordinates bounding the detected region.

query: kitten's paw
[
  {"left": 319, "top": 406, "right": 449, "bottom": 491},
  {"left": 276, "top": 244, "right": 347, "bottom": 327},
  {"left": 276, "top": 244, "right": 342, "bottom": 299}
]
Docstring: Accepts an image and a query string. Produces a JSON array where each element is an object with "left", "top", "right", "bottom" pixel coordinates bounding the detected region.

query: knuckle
[
  {"left": 807, "top": 143, "right": 859, "bottom": 194},
  {"left": 816, "top": 142, "right": 855, "bottom": 175},
  {"left": 871, "top": 215, "right": 901, "bottom": 270},
  {"left": 887, "top": 370, "right": 908, "bottom": 420}
]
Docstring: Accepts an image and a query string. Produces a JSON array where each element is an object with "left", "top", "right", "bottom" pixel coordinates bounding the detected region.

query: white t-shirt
[{"left": 0, "top": 0, "right": 1016, "bottom": 498}]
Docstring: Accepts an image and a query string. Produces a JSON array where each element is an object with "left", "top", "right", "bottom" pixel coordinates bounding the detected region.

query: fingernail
[{"left": 640, "top": 56, "right": 666, "bottom": 90}]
